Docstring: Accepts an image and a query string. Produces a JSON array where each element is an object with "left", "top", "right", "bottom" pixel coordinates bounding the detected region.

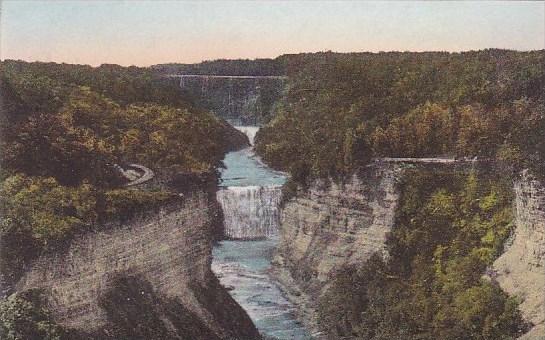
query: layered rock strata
[
  {"left": 275, "top": 165, "right": 545, "bottom": 339},
  {"left": 493, "top": 171, "right": 545, "bottom": 340},
  {"left": 273, "top": 164, "right": 401, "bottom": 333},
  {"left": 16, "top": 193, "right": 260, "bottom": 339}
]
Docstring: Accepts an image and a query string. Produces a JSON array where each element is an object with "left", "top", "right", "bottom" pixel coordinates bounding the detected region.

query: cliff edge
[
  {"left": 15, "top": 193, "right": 260, "bottom": 339},
  {"left": 493, "top": 171, "right": 545, "bottom": 340},
  {"left": 275, "top": 165, "right": 545, "bottom": 339}
]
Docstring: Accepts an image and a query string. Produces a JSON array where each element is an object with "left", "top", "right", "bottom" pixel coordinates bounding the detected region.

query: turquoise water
[
  {"left": 219, "top": 126, "right": 286, "bottom": 187},
  {"left": 212, "top": 126, "right": 312, "bottom": 339},
  {"left": 219, "top": 148, "right": 286, "bottom": 187}
]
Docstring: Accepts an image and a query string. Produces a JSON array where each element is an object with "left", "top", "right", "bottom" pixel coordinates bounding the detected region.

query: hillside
[
  {"left": 0, "top": 60, "right": 251, "bottom": 339},
  {"left": 255, "top": 50, "right": 545, "bottom": 182}
]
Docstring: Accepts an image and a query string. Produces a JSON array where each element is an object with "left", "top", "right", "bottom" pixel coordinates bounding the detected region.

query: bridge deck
[
  {"left": 374, "top": 157, "right": 486, "bottom": 164},
  {"left": 165, "top": 74, "right": 288, "bottom": 79}
]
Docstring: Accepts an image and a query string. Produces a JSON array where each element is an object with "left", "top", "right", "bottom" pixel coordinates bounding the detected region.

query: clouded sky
[{"left": 1, "top": 1, "right": 544, "bottom": 66}]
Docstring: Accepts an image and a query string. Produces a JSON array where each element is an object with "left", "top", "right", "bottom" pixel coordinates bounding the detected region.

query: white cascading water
[
  {"left": 213, "top": 125, "right": 312, "bottom": 339},
  {"left": 217, "top": 185, "right": 282, "bottom": 239},
  {"left": 217, "top": 125, "right": 285, "bottom": 240},
  {"left": 235, "top": 125, "right": 258, "bottom": 145}
]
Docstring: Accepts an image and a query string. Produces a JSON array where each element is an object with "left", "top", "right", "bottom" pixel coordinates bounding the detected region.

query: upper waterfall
[{"left": 235, "top": 126, "right": 259, "bottom": 145}]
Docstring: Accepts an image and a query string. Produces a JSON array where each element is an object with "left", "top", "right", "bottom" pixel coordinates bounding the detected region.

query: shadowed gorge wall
[
  {"left": 15, "top": 194, "right": 260, "bottom": 339},
  {"left": 172, "top": 76, "right": 286, "bottom": 125},
  {"left": 273, "top": 164, "right": 401, "bottom": 331}
]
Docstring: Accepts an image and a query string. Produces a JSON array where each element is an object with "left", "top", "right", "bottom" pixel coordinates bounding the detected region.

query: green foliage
[
  {"left": 372, "top": 102, "right": 452, "bottom": 157},
  {"left": 153, "top": 58, "right": 285, "bottom": 77},
  {"left": 318, "top": 171, "right": 528, "bottom": 339},
  {"left": 104, "top": 189, "right": 176, "bottom": 221},
  {"left": 0, "top": 175, "right": 99, "bottom": 285},
  {"left": 0, "top": 175, "right": 97, "bottom": 247},
  {"left": 0, "top": 290, "right": 66, "bottom": 340},
  {"left": 1, "top": 62, "right": 247, "bottom": 184},
  {"left": 0, "top": 60, "right": 247, "bottom": 288},
  {"left": 256, "top": 50, "right": 545, "bottom": 182}
]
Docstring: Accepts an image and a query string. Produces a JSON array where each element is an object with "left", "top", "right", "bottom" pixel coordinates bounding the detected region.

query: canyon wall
[
  {"left": 275, "top": 165, "right": 545, "bottom": 339},
  {"left": 16, "top": 193, "right": 260, "bottom": 339},
  {"left": 272, "top": 164, "right": 401, "bottom": 332},
  {"left": 493, "top": 171, "right": 545, "bottom": 340}
]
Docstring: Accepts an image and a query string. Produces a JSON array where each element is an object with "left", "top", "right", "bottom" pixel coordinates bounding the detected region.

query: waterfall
[
  {"left": 217, "top": 126, "right": 284, "bottom": 239},
  {"left": 212, "top": 125, "right": 310, "bottom": 339},
  {"left": 234, "top": 126, "right": 259, "bottom": 145},
  {"left": 217, "top": 185, "right": 282, "bottom": 239}
]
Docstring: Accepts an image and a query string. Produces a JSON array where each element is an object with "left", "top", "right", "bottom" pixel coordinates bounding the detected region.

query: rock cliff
[
  {"left": 168, "top": 76, "right": 285, "bottom": 125},
  {"left": 16, "top": 193, "right": 260, "bottom": 339},
  {"left": 275, "top": 165, "right": 545, "bottom": 339},
  {"left": 272, "top": 164, "right": 401, "bottom": 333},
  {"left": 493, "top": 171, "right": 545, "bottom": 340}
]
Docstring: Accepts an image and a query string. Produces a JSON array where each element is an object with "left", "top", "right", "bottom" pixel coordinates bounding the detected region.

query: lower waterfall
[{"left": 217, "top": 185, "right": 282, "bottom": 239}]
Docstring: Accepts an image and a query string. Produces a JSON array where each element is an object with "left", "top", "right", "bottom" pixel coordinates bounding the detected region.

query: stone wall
[{"left": 16, "top": 193, "right": 260, "bottom": 339}]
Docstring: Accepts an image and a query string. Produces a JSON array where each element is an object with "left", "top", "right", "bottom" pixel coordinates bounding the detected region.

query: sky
[{"left": 1, "top": 1, "right": 544, "bottom": 67}]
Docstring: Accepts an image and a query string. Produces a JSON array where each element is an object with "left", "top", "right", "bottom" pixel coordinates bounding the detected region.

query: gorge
[
  {"left": 272, "top": 164, "right": 545, "bottom": 339},
  {"left": 1, "top": 50, "right": 544, "bottom": 340},
  {"left": 213, "top": 126, "right": 313, "bottom": 339}
]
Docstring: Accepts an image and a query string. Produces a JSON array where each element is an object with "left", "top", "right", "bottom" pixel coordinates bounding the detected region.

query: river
[{"left": 212, "top": 126, "right": 312, "bottom": 339}]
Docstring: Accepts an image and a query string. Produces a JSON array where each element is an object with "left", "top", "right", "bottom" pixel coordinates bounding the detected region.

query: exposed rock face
[
  {"left": 276, "top": 166, "right": 545, "bottom": 339},
  {"left": 493, "top": 171, "right": 545, "bottom": 340},
  {"left": 16, "top": 193, "right": 260, "bottom": 339},
  {"left": 273, "top": 165, "right": 401, "bottom": 331}
]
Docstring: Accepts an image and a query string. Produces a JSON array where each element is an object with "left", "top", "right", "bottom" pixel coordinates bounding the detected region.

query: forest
[
  {"left": 253, "top": 50, "right": 544, "bottom": 339},
  {"left": 255, "top": 50, "right": 545, "bottom": 182},
  {"left": 0, "top": 60, "right": 247, "bottom": 300},
  {"left": 152, "top": 58, "right": 285, "bottom": 77}
]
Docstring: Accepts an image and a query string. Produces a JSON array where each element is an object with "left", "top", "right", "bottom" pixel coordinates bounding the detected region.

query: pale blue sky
[{"left": 1, "top": 1, "right": 544, "bottom": 66}]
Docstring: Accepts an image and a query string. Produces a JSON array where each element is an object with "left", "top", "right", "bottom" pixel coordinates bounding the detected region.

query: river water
[{"left": 212, "top": 126, "right": 312, "bottom": 339}]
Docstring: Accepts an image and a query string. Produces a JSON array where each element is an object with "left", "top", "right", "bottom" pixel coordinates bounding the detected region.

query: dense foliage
[
  {"left": 0, "top": 60, "right": 246, "bottom": 289},
  {"left": 152, "top": 58, "right": 285, "bottom": 77},
  {"left": 318, "top": 170, "right": 528, "bottom": 339},
  {"left": 0, "top": 289, "right": 66, "bottom": 340},
  {"left": 255, "top": 50, "right": 545, "bottom": 182}
]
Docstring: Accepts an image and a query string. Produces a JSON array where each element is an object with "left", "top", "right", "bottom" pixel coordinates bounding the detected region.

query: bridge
[
  {"left": 376, "top": 157, "right": 477, "bottom": 164},
  {"left": 165, "top": 74, "right": 288, "bottom": 89}
]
